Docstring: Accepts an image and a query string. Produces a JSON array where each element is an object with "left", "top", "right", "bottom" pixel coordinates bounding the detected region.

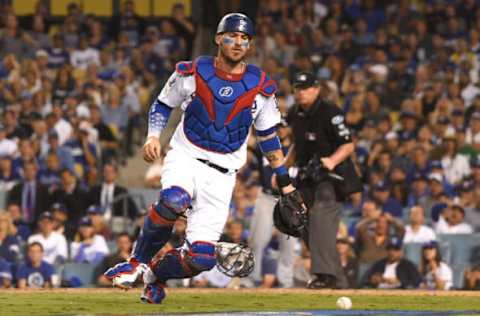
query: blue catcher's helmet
[{"left": 216, "top": 13, "right": 254, "bottom": 38}]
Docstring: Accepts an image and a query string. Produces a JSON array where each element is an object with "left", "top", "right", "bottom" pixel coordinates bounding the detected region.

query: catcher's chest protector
[{"left": 182, "top": 56, "right": 275, "bottom": 153}]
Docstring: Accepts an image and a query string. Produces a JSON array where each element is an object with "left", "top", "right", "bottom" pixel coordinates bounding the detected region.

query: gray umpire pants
[
  {"left": 249, "top": 190, "right": 296, "bottom": 287},
  {"left": 308, "top": 181, "right": 347, "bottom": 288}
]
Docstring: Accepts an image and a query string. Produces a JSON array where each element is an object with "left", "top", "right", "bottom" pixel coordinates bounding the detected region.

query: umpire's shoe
[
  {"left": 104, "top": 258, "right": 147, "bottom": 289},
  {"left": 140, "top": 267, "right": 166, "bottom": 304},
  {"left": 306, "top": 274, "right": 337, "bottom": 289}
]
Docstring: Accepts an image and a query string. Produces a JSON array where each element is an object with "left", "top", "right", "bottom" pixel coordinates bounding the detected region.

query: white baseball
[{"left": 336, "top": 296, "right": 352, "bottom": 310}]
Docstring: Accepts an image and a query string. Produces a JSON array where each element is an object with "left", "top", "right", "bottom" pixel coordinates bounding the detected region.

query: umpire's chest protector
[{"left": 181, "top": 56, "right": 275, "bottom": 153}]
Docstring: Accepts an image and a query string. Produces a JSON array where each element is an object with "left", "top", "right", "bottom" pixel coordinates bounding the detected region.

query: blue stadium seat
[
  {"left": 128, "top": 187, "right": 160, "bottom": 213},
  {"left": 403, "top": 241, "right": 451, "bottom": 269},
  {"left": 357, "top": 262, "right": 373, "bottom": 287},
  {"left": 403, "top": 243, "right": 423, "bottom": 267},
  {"left": 451, "top": 264, "right": 466, "bottom": 289},
  {"left": 62, "top": 263, "right": 96, "bottom": 287},
  {"left": 107, "top": 240, "right": 117, "bottom": 253},
  {"left": 0, "top": 188, "right": 7, "bottom": 210},
  {"left": 437, "top": 234, "right": 480, "bottom": 266}
]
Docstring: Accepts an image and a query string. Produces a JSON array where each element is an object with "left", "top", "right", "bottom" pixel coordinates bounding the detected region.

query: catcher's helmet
[{"left": 216, "top": 13, "right": 254, "bottom": 38}]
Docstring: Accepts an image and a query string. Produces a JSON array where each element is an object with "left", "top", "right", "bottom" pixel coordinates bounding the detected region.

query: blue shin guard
[
  {"left": 151, "top": 241, "right": 216, "bottom": 282},
  {"left": 132, "top": 187, "right": 191, "bottom": 264}
]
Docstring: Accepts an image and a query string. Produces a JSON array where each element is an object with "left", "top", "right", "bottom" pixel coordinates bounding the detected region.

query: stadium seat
[
  {"left": 438, "top": 234, "right": 480, "bottom": 266},
  {"left": 401, "top": 207, "right": 410, "bottom": 224},
  {"left": 356, "top": 262, "right": 373, "bottom": 287},
  {"left": 128, "top": 187, "right": 159, "bottom": 212},
  {"left": 0, "top": 188, "right": 7, "bottom": 210},
  {"left": 107, "top": 240, "right": 117, "bottom": 253},
  {"left": 403, "top": 243, "right": 423, "bottom": 267},
  {"left": 62, "top": 263, "right": 96, "bottom": 287},
  {"left": 451, "top": 265, "right": 466, "bottom": 289}
]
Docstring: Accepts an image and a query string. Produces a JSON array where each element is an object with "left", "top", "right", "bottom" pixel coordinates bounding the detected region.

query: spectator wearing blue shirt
[
  {"left": 46, "top": 34, "right": 69, "bottom": 69},
  {"left": 16, "top": 242, "right": 55, "bottom": 289},
  {"left": 6, "top": 203, "right": 31, "bottom": 241},
  {"left": 43, "top": 131, "right": 75, "bottom": 172},
  {"left": 63, "top": 126, "right": 97, "bottom": 177},
  {"left": 100, "top": 86, "right": 129, "bottom": 133},
  {"left": 0, "top": 211, "right": 20, "bottom": 263},
  {"left": 38, "top": 152, "right": 62, "bottom": 193},
  {"left": 406, "top": 173, "right": 430, "bottom": 208},
  {"left": 0, "top": 154, "right": 21, "bottom": 191},
  {"left": 406, "top": 146, "right": 430, "bottom": 183},
  {"left": 0, "top": 258, "right": 12, "bottom": 288},
  {"left": 372, "top": 182, "right": 403, "bottom": 218}
]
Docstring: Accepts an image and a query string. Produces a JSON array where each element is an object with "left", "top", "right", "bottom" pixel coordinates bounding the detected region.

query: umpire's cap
[
  {"left": 292, "top": 71, "right": 319, "bottom": 89},
  {"left": 216, "top": 13, "right": 254, "bottom": 38}
]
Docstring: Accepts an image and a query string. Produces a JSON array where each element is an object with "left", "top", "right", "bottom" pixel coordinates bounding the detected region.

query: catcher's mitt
[{"left": 273, "top": 190, "right": 308, "bottom": 238}]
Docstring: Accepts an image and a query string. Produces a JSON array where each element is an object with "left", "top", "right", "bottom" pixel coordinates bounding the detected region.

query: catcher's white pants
[{"left": 161, "top": 149, "right": 236, "bottom": 243}]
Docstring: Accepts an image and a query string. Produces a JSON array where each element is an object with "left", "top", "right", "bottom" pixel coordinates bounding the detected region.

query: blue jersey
[
  {"left": 153, "top": 56, "right": 280, "bottom": 170},
  {"left": 0, "top": 258, "right": 12, "bottom": 282},
  {"left": 0, "top": 235, "right": 19, "bottom": 263},
  {"left": 16, "top": 260, "right": 54, "bottom": 288}
]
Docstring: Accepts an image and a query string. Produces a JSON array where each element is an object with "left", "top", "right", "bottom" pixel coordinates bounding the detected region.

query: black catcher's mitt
[{"left": 273, "top": 190, "right": 308, "bottom": 238}]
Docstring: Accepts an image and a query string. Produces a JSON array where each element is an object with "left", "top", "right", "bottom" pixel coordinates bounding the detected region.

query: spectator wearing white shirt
[
  {"left": 465, "top": 112, "right": 480, "bottom": 145},
  {"left": 403, "top": 206, "right": 436, "bottom": 244},
  {"left": 70, "top": 36, "right": 100, "bottom": 70},
  {"left": 70, "top": 216, "right": 109, "bottom": 265},
  {"left": 440, "top": 134, "right": 471, "bottom": 185},
  {"left": 0, "top": 124, "right": 17, "bottom": 158},
  {"left": 47, "top": 103, "right": 72, "bottom": 146},
  {"left": 28, "top": 211, "right": 68, "bottom": 264},
  {"left": 363, "top": 237, "right": 422, "bottom": 289},
  {"left": 420, "top": 241, "right": 453, "bottom": 290},
  {"left": 435, "top": 204, "right": 474, "bottom": 234}
]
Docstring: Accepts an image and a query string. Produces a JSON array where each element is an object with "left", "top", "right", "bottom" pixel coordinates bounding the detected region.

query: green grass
[{"left": 0, "top": 289, "right": 480, "bottom": 315}]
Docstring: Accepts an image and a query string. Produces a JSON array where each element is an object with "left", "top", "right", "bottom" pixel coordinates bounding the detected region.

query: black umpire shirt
[
  {"left": 287, "top": 96, "right": 361, "bottom": 201},
  {"left": 287, "top": 97, "right": 352, "bottom": 168}
]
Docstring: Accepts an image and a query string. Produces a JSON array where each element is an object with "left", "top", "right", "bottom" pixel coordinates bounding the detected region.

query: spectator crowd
[{"left": 0, "top": 0, "right": 480, "bottom": 291}]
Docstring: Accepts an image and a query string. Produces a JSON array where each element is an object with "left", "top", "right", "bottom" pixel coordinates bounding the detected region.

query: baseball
[{"left": 336, "top": 296, "right": 352, "bottom": 310}]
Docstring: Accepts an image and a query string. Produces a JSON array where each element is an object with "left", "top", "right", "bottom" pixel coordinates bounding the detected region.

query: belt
[{"left": 197, "top": 159, "right": 231, "bottom": 174}]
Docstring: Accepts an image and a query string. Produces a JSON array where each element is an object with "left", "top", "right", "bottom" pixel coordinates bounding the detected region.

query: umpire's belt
[{"left": 197, "top": 159, "right": 234, "bottom": 174}]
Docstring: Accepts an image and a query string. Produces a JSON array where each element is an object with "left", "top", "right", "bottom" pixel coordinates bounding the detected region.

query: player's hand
[{"left": 143, "top": 136, "right": 161, "bottom": 163}]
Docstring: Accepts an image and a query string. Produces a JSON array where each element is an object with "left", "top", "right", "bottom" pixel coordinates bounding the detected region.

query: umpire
[{"left": 286, "top": 72, "right": 362, "bottom": 289}]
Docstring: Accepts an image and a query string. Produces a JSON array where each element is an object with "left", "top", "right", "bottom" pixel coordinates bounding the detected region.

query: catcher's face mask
[{"left": 216, "top": 242, "right": 254, "bottom": 277}]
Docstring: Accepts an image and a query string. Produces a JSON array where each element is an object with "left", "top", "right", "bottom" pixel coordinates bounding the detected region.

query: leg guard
[
  {"left": 133, "top": 186, "right": 191, "bottom": 263},
  {"left": 151, "top": 241, "right": 216, "bottom": 282}
]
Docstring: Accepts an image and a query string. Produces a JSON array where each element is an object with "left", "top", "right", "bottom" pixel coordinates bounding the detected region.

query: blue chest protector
[{"left": 180, "top": 56, "right": 276, "bottom": 153}]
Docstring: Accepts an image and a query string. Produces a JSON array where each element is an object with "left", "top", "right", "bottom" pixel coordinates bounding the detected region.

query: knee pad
[
  {"left": 149, "top": 186, "right": 191, "bottom": 225},
  {"left": 184, "top": 241, "right": 216, "bottom": 275}
]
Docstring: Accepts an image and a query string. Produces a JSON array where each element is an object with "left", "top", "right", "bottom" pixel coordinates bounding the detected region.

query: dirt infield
[{"left": 2, "top": 287, "right": 480, "bottom": 297}]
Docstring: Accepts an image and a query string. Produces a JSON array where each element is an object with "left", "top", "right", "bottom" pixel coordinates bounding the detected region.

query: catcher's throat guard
[{"left": 216, "top": 242, "right": 254, "bottom": 277}]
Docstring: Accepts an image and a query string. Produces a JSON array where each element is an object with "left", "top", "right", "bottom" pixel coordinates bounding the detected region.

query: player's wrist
[{"left": 146, "top": 134, "right": 160, "bottom": 140}]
